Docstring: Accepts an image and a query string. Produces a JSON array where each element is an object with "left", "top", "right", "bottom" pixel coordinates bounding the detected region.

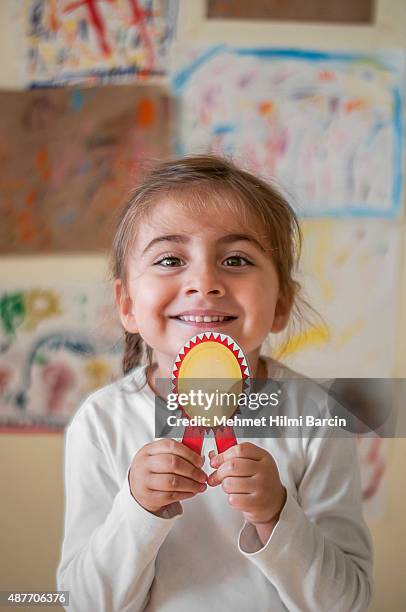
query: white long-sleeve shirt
[{"left": 56, "top": 357, "right": 373, "bottom": 612}]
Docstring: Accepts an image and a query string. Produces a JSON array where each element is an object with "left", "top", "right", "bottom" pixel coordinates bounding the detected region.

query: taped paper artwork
[
  {"left": 0, "top": 85, "right": 170, "bottom": 253},
  {"left": 21, "top": 0, "right": 179, "bottom": 86},
  {"left": 272, "top": 221, "right": 400, "bottom": 378},
  {"left": 172, "top": 46, "right": 404, "bottom": 217},
  {"left": 0, "top": 284, "right": 123, "bottom": 432}
]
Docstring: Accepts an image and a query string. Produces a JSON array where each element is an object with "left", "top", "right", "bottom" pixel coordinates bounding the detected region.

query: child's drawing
[
  {"left": 21, "top": 0, "right": 179, "bottom": 85},
  {"left": 0, "top": 284, "right": 123, "bottom": 431},
  {"left": 172, "top": 46, "right": 404, "bottom": 217}
]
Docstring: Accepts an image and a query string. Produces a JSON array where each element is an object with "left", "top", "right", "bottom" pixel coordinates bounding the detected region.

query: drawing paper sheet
[
  {"left": 20, "top": 0, "right": 179, "bottom": 86},
  {"left": 272, "top": 220, "right": 401, "bottom": 378},
  {"left": 0, "top": 283, "right": 123, "bottom": 431},
  {"left": 0, "top": 85, "right": 171, "bottom": 253},
  {"left": 172, "top": 46, "right": 404, "bottom": 217}
]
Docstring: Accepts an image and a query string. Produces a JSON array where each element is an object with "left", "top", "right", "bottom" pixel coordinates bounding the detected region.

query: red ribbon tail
[
  {"left": 182, "top": 425, "right": 205, "bottom": 455},
  {"left": 214, "top": 426, "right": 237, "bottom": 453}
]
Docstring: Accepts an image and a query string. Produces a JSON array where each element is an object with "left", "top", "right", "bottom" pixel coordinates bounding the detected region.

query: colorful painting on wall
[
  {"left": 172, "top": 46, "right": 404, "bottom": 217},
  {"left": 0, "top": 85, "right": 171, "bottom": 253},
  {"left": 0, "top": 284, "right": 123, "bottom": 432},
  {"left": 21, "top": 0, "right": 179, "bottom": 86},
  {"left": 272, "top": 220, "right": 400, "bottom": 378}
]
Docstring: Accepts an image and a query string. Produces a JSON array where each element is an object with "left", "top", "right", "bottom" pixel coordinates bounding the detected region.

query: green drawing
[{"left": 0, "top": 293, "right": 26, "bottom": 336}]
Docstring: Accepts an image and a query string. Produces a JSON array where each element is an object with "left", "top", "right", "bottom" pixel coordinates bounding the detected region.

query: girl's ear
[
  {"left": 114, "top": 279, "right": 138, "bottom": 333},
  {"left": 271, "top": 292, "right": 293, "bottom": 334}
]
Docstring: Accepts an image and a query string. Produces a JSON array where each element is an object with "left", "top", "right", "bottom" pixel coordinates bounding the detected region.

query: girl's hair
[{"left": 112, "top": 154, "right": 315, "bottom": 374}]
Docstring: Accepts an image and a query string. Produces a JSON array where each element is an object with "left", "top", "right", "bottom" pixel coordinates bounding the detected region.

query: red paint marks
[
  {"left": 36, "top": 147, "right": 48, "bottom": 168},
  {"left": 49, "top": 1, "right": 60, "bottom": 32},
  {"left": 0, "top": 368, "right": 12, "bottom": 394},
  {"left": 136, "top": 98, "right": 156, "bottom": 127},
  {"left": 63, "top": 1, "right": 157, "bottom": 70},
  {"left": 42, "top": 362, "right": 76, "bottom": 414},
  {"left": 36, "top": 147, "right": 51, "bottom": 181},
  {"left": 64, "top": 0, "right": 115, "bottom": 57},
  {"left": 366, "top": 437, "right": 381, "bottom": 463},
  {"left": 358, "top": 438, "right": 386, "bottom": 502},
  {"left": 362, "top": 460, "right": 385, "bottom": 500},
  {"left": 259, "top": 101, "right": 273, "bottom": 116},
  {"left": 263, "top": 124, "right": 288, "bottom": 174},
  {"left": 25, "top": 188, "right": 38, "bottom": 207},
  {"left": 345, "top": 99, "right": 366, "bottom": 113},
  {"left": 128, "top": 0, "right": 155, "bottom": 72},
  {"left": 319, "top": 70, "right": 335, "bottom": 81}
]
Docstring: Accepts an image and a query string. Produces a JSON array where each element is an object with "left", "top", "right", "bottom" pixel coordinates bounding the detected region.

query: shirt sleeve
[
  {"left": 237, "top": 434, "right": 374, "bottom": 612},
  {"left": 56, "top": 412, "right": 183, "bottom": 612}
]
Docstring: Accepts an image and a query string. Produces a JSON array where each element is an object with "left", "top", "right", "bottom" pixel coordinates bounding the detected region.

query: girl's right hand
[{"left": 129, "top": 439, "right": 208, "bottom": 515}]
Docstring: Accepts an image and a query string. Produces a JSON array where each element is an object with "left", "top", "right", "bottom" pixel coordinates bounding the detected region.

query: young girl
[{"left": 57, "top": 155, "right": 373, "bottom": 611}]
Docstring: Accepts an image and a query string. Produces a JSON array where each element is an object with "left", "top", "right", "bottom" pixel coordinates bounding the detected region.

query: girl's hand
[
  {"left": 207, "top": 442, "right": 286, "bottom": 543},
  {"left": 129, "top": 439, "right": 208, "bottom": 515}
]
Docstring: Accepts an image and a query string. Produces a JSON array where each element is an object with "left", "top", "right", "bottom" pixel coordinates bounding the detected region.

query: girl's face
[{"left": 115, "top": 197, "right": 291, "bottom": 376}]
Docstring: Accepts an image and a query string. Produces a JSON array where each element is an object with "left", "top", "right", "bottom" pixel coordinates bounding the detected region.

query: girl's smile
[
  {"left": 115, "top": 197, "right": 291, "bottom": 381},
  {"left": 169, "top": 309, "right": 238, "bottom": 328}
]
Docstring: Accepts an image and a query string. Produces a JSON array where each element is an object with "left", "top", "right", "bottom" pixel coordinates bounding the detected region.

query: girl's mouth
[{"left": 171, "top": 314, "right": 237, "bottom": 328}]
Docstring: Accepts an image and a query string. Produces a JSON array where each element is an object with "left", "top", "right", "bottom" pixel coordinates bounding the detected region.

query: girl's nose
[{"left": 184, "top": 265, "right": 226, "bottom": 297}]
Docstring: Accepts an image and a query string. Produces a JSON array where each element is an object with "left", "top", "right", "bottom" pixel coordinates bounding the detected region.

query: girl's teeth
[{"left": 178, "top": 315, "right": 228, "bottom": 322}]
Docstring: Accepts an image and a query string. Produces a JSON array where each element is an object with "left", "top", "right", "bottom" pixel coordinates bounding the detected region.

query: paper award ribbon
[{"left": 171, "top": 332, "right": 250, "bottom": 454}]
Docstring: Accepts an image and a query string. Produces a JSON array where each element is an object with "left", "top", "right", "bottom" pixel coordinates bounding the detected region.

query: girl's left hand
[{"left": 208, "top": 442, "right": 287, "bottom": 539}]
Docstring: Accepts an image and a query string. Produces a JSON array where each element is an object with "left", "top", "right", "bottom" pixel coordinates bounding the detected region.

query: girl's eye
[
  {"left": 223, "top": 255, "right": 252, "bottom": 267},
  {"left": 154, "top": 255, "right": 185, "bottom": 268}
]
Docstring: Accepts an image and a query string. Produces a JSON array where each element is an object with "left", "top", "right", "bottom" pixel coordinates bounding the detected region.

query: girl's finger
[
  {"left": 207, "top": 458, "right": 256, "bottom": 486},
  {"left": 210, "top": 442, "right": 264, "bottom": 468},
  {"left": 146, "top": 438, "right": 204, "bottom": 469},
  {"left": 148, "top": 454, "right": 207, "bottom": 484},
  {"left": 147, "top": 472, "right": 207, "bottom": 494},
  {"left": 220, "top": 476, "right": 256, "bottom": 494},
  {"left": 227, "top": 492, "right": 257, "bottom": 511},
  {"left": 149, "top": 490, "right": 197, "bottom": 507}
]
